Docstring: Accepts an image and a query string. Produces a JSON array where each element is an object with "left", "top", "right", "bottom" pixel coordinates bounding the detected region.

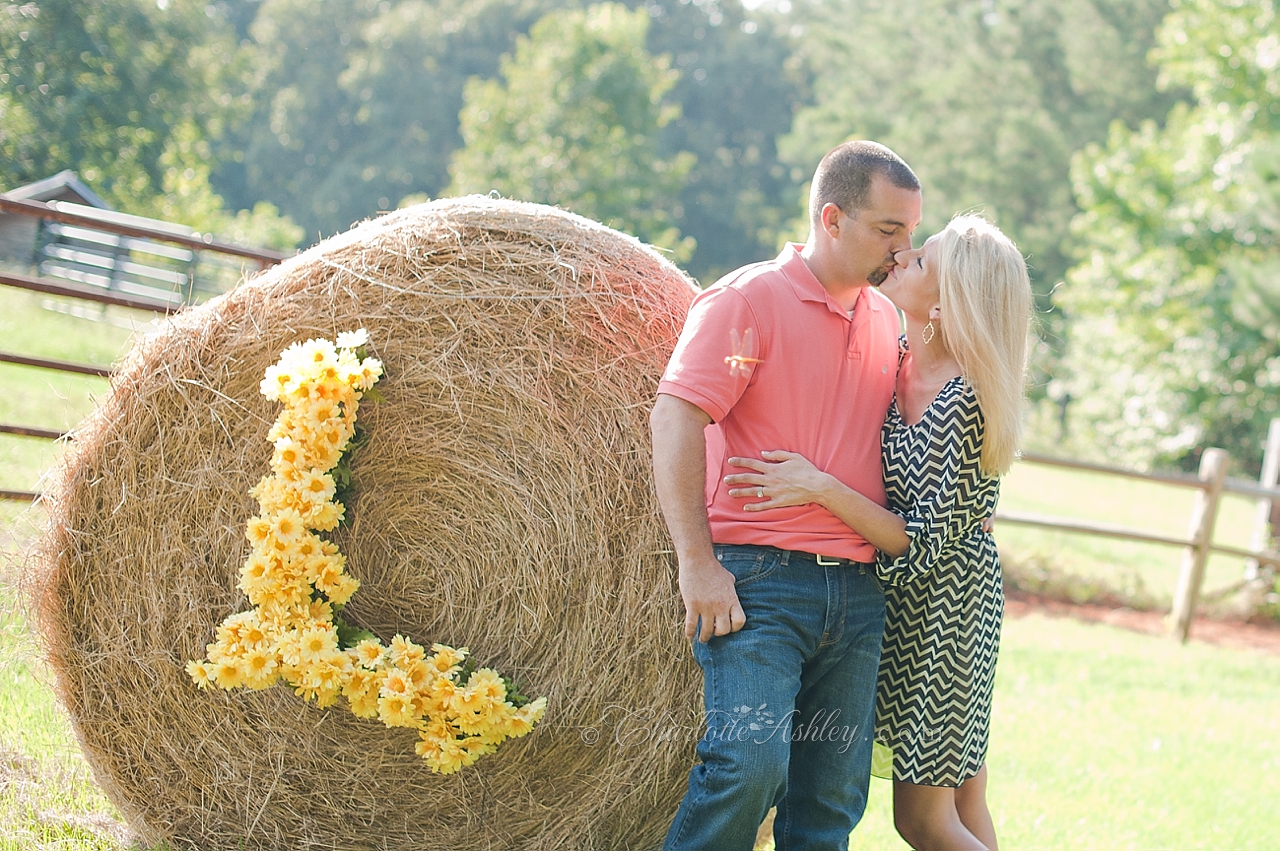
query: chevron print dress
[{"left": 873, "top": 374, "right": 1003, "bottom": 787}]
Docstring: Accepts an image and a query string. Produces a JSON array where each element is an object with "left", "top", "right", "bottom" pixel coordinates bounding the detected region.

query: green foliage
[
  {"left": 332, "top": 611, "right": 375, "bottom": 650},
  {"left": 0, "top": 0, "right": 224, "bottom": 207},
  {"left": 641, "top": 0, "right": 808, "bottom": 280},
  {"left": 13, "top": 0, "right": 1278, "bottom": 468},
  {"left": 215, "top": 0, "right": 565, "bottom": 240},
  {"left": 783, "top": 0, "right": 1178, "bottom": 281},
  {"left": 1061, "top": 0, "right": 1280, "bottom": 472},
  {"left": 130, "top": 119, "right": 303, "bottom": 250},
  {"left": 213, "top": 0, "right": 801, "bottom": 281},
  {"left": 448, "top": 3, "right": 696, "bottom": 261},
  {"left": 0, "top": 0, "right": 300, "bottom": 251},
  {"left": 779, "top": 0, "right": 1182, "bottom": 399}
]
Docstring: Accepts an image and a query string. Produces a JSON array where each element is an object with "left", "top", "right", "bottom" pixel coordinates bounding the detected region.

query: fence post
[
  {"left": 1169, "top": 448, "right": 1229, "bottom": 643},
  {"left": 1241, "top": 419, "right": 1280, "bottom": 616}
]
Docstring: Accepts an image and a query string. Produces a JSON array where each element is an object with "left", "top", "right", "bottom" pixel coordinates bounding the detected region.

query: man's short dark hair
[{"left": 809, "top": 141, "right": 919, "bottom": 228}]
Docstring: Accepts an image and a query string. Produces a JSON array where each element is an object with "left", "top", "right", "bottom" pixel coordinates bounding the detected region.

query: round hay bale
[{"left": 31, "top": 197, "right": 704, "bottom": 849}]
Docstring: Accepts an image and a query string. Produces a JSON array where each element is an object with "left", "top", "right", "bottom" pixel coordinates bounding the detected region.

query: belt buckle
[{"left": 815, "top": 554, "right": 842, "bottom": 566}]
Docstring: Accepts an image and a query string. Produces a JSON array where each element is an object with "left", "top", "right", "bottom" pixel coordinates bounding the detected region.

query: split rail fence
[
  {"left": 996, "top": 434, "right": 1280, "bottom": 642},
  {"left": 2, "top": 197, "right": 1278, "bottom": 643}
]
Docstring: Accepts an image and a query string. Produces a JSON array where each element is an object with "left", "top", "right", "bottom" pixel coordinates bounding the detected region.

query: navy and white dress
[{"left": 873, "top": 365, "right": 1003, "bottom": 787}]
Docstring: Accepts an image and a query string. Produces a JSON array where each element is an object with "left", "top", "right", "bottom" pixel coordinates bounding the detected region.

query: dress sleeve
[{"left": 876, "top": 384, "right": 986, "bottom": 586}]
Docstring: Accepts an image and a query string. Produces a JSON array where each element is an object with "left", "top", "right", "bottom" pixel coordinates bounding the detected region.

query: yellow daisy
[
  {"left": 186, "top": 660, "right": 214, "bottom": 689},
  {"left": 312, "top": 662, "right": 348, "bottom": 708},
  {"left": 268, "top": 508, "right": 306, "bottom": 547},
  {"left": 211, "top": 659, "right": 245, "bottom": 690},
  {"left": 352, "top": 638, "right": 385, "bottom": 669},
  {"left": 298, "top": 469, "right": 336, "bottom": 503},
  {"left": 245, "top": 515, "right": 272, "bottom": 547},
  {"left": 299, "top": 338, "right": 337, "bottom": 368},
  {"left": 242, "top": 649, "right": 279, "bottom": 689},
  {"left": 452, "top": 702, "right": 497, "bottom": 737},
  {"left": 324, "top": 574, "right": 359, "bottom": 607},
  {"left": 357, "top": 360, "right": 383, "bottom": 391},
  {"left": 271, "top": 436, "right": 306, "bottom": 474},
  {"left": 389, "top": 635, "right": 423, "bottom": 667},
  {"left": 238, "top": 555, "right": 271, "bottom": 597},
  {"left": 461, "top": 736, "right": 498, "bottom": 759},
  {"left": 305, "top": 598, "right": 333, "bottom": 623},
  {"left": 429, "top": 644, "right": 467, "bottom": 673},
  {"left": 449, "top": 685, "right": 487, "bottom": 719},
  {"left": 297, "top": 625, "right": 336, "bottom": 665},
  {"left": 336, "top": 329, "right": 369, "bottom": 350},
  {"left": 259, "top": 362, "right": 299, "bottom": 401},
  {"left": 310, "top": 501, "right": 344, "bottom": 532},
  {"left": 433, "top": 739, "right": 472, "bottom": 774},
  {"left": 294, "top": 534, "right": 320, "bottom": 559},
  {"left": 378, "top": 693, "right": 417, "bottom": 727},
  {"left": 344, "top": 670, "right": 382, "bottom": 719},
  {"left": 313, "top": 556, "right": 345, "bottom": 592},
  {"left": 466, "top": 668, "right": 507, "bottom": 702},
  {"left": 380, "top": 668, "right": 412, "bottom": 698},
  {"left": 405, "top": 661, "right": 430, "bottom": 691},
  {"left": 414, "top": 736, "right": 443, "bottom": 762}
]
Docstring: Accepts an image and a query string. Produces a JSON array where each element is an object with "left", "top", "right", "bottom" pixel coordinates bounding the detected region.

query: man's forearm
[
  {"left": 651, "top": 393, "right": 745, "bottom": 640},
  {"left": 649, "top": 394, "right": 715, "bottom": 562}
]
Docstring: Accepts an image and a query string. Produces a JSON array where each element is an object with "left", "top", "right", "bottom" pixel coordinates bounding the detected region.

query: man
[{"left": 651, "top": 140, "right": 922, "bottom": 850}]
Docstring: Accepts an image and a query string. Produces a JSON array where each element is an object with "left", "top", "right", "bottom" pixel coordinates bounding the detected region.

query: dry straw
[{"left": 29, "top": 197, "right": 704, "bottom": 849}]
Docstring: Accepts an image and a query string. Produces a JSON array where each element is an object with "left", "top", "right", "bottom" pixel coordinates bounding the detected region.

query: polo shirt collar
[{"left": 777, "top": 243, "right": 883, "bottom": 318}]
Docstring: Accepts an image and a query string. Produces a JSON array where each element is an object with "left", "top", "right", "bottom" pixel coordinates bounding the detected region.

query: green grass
[
  {"left": 0, "top": 288, "right": 150, "bottom": 492},
  {"left": 0, "top": 502, "right": 133, "bottom": 850},
  {"left": 846, "top": 613, "right": 1280, "bottom": 850}
]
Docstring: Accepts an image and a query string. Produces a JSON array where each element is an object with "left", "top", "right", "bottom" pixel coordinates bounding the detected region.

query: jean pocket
[{"left": 713, "top": 545, "right": 779, "bottom": 588}]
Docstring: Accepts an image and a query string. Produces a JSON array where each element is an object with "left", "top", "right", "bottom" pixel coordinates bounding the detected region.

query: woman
[{"left": 724, "top": 215, "right": 1032, "bottom": 850}]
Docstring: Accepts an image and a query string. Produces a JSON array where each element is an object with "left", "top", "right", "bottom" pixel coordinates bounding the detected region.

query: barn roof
[{"left": 1, "top": 170, "right": 110, "bottom": 209}]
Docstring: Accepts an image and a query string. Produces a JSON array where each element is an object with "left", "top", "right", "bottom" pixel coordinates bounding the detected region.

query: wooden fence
[
  {"left": 2, "top": 197, "right": 1277, "bottom": 643},
  {"left": 0, "top": 197, "right": 285, "bottom": 501},
  {"left": 995, "top": 440, "right": 1280, "bottom": 641}
]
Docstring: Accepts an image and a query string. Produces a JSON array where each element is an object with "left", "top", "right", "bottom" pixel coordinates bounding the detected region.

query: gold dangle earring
[{"left": 922, "top": 320, "right": 935, "bottom": 345}]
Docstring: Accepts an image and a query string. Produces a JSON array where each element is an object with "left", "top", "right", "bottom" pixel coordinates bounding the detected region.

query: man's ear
[{"left": 820, "top": 202, "right": 843, "bottom": 236}]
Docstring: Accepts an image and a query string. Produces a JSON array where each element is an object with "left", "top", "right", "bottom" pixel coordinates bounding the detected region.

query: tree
[
  {"left": 214, "top": 0, "right": 569, "bottom": 242},
  {"left": 212, "top": 0, "right": 803, "bottom": 280},
  {"left": 0, "top": 0, "right": 299, "bottom": 249},
  {"left": 1060, "top": 0, "right": 1280, "bottom": 472},
  {"left": 778, "top": 0, "right": 1182, "bottom": 408},
  {"left": 1, "top": 0, "right": 215, "bottom": 209},
  {"left": 641, "top": 0, "right": 809, "bottom": 281},
  {"left": 447, "top": 3, "right": 696, "bottom": 260}
]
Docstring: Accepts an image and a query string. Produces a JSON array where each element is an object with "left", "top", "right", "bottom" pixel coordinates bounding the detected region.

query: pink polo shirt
[{"left": 657, "top": 243, "right": 899, "bottom": 562}]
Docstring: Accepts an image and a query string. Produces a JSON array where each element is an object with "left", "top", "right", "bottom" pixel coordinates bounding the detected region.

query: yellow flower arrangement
[{"left": 188, "top": 330, "right": 546, "bottom": 774}]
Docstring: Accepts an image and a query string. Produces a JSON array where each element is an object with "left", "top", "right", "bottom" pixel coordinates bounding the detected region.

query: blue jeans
[{"left": 663, "top": 545, "right": 887, "bottom": 851}]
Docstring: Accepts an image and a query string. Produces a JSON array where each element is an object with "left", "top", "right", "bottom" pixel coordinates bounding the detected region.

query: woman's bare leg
[
  {"left": 892, "top": 780, "right": 988, "bottom": 850},
  {"left": 954, "top": 764, "right": 997, "bottom": 850}
]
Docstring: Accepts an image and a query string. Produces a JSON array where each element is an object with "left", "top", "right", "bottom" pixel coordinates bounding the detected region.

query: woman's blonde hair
[{"left": 935, "top": 215, "right": 1033, "bottom": 475}]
